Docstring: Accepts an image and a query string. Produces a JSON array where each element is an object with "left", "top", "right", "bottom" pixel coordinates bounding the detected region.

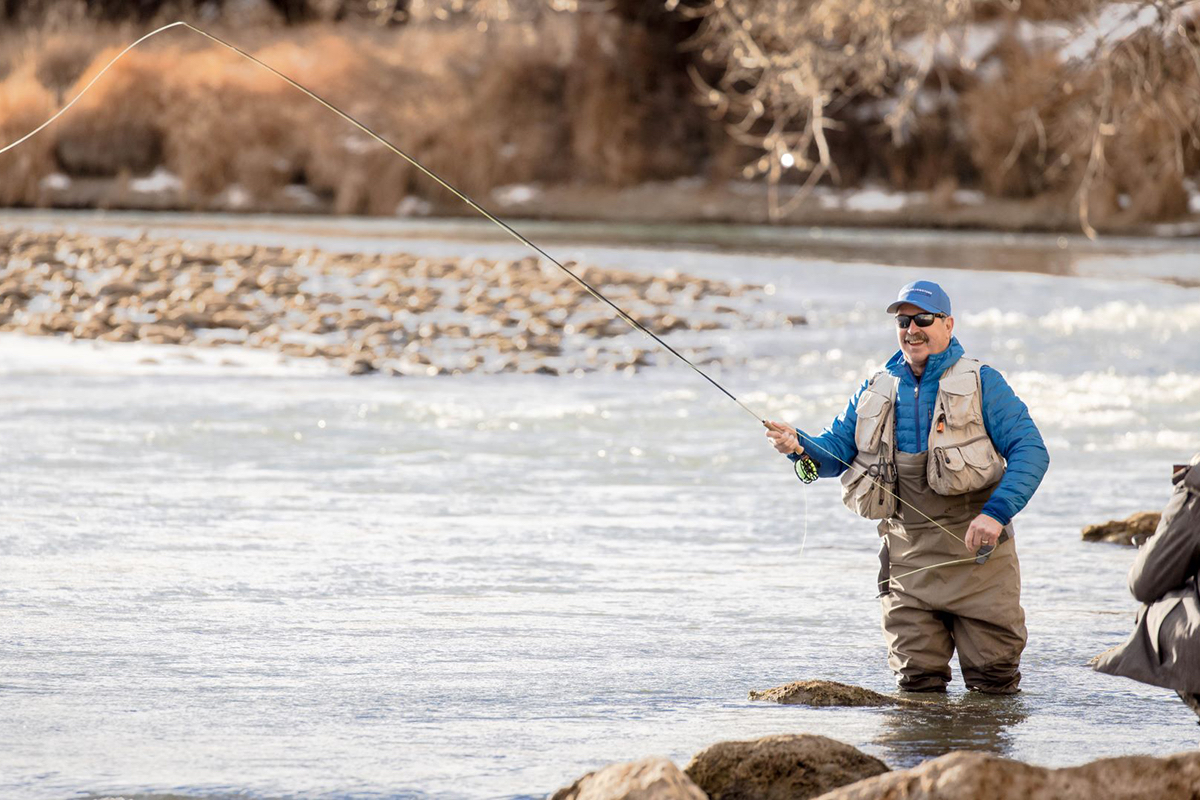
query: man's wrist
[{"left": 980, "top": 507, "right": 1010, "bottom": 527}]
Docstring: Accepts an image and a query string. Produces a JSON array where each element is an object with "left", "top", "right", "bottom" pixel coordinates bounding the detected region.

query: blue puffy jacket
[{"left": 791, "top": 337, "right": 1049, "bottom": 526}]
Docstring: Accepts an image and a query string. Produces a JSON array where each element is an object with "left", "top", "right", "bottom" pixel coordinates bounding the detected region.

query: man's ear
[{"left": 945, "top": 316, "right": 955, "bottom": 334}]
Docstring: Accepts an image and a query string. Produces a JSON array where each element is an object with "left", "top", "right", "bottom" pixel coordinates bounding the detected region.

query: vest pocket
[
  {"left": 854, "top": 389, "right": 892, "bottom": 452},
  {"left": 930, "top": 436, "right": 1003, "bottom": 495},
  {"left": 936, "top": 372, "right": 983, "bottom": 427},
  {"left": 841, "top": 454, "right": 898, "bottom": 520}
]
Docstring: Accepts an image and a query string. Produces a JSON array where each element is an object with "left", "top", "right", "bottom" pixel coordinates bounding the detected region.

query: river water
[{"left": 2, "top": 212, "right": 1199, "bottom": 799}]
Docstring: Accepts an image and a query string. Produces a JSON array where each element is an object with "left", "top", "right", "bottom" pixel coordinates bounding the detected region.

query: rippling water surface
[{"left": 2, "top": 214, "right": 1199, "bottom": 800}]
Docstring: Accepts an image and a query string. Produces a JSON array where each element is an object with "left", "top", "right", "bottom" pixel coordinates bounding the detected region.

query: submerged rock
[
  {"left": 1081, "top": 511, "right": 1161, "bottom": 546},
  {"left": 551, "top": 757, "right": 706, "bottom": 800},
  {"left": 749, "top": 679, "right": 902, "bottom": 707},
  {"left": 685, "top": 734, "right": 888, "bottom": 800},
  {"left": 814, "top": 750, "right": 1200, "bottom": 800}
]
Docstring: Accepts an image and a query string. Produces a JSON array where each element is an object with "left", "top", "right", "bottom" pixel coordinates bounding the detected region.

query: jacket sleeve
[
  {"left": 787, "top": 379, "right": 868, "bottom": 479},
  {"left": 978, "top": 365, "right": 1049, "bottom": 526},
  {"left": 1129, "top": 458, "right": 1200, "bottom": 604}
]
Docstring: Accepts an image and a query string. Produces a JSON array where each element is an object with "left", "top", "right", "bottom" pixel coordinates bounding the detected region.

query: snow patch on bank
[{"left": 129, "top": 167, "right": 184, "bottom": 195}]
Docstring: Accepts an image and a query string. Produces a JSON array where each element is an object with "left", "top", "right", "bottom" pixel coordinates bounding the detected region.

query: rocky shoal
[
  {"left": 552, "top": 679, "right": 1200, "bottom": 799},
  {"left": 0, "top": 229, "right": 805, "bottom": 376},
  {"left": 553, "top": 733, "right": 1200, "bottom": 800}
]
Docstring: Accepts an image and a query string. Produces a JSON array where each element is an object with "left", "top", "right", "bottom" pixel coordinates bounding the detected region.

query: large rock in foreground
[
  {"left": 749, "top": 680, "right": 902, "bottom": 707},
  {"left": 552, "top": 757, "right": 706, "bottom": 800},
  {"left": 685, "top": 734, "right": 888, "bottom": 800},
  {"left": 1082, "top": 512, "right": 1161, "bottom": 546},
  {"left": 813, "top": 750, "right": 1200, "bottom": 800}
]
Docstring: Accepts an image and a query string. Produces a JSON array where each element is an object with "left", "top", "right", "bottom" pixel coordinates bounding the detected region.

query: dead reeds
[{"left": 0, "top": 12, "right": 711, "bottom": 213}]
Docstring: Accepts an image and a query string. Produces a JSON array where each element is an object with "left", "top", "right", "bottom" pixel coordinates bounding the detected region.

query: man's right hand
[{"left": 764, "top": 420, "right": 803, "bottom": 456}]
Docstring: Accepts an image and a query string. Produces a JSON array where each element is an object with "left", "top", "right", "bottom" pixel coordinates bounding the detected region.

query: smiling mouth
[{"left": 904, "top": 336, "right": 927, "bottom": 346}]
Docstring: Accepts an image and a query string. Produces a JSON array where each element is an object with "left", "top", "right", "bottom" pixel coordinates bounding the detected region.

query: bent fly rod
[
  {"left": 1, "top": 21, "right": 988, "bottom": 577},
  {"left": 1, "top": 23, "right": 764, "bottom": 418}
]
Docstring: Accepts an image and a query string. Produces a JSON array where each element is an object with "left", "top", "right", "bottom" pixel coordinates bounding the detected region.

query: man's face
[{"left": 895, "top": 302, "right": 954, "bottom": 368}]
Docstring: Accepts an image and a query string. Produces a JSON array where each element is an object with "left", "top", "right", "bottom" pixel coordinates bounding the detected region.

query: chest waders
[
  {"left": 879, "top": 450, "right": 1026, "bottom": 693},
  {"left": 850, "top": 358, "right": 1027, "bottom": 694}
]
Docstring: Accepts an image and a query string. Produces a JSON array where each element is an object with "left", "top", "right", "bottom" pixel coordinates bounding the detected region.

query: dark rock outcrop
[
  {"left": 1082, "top": 511, "right": 1161, "bottom": 546},
  {"left": 813, "top": 749, "right": 1200, "bottom": 800},
  {"left": 552, "top": 757, "right": 706, "bottom": 800},
  {"left": 685, "top": 734, "right": 888, "bottom": 800}
]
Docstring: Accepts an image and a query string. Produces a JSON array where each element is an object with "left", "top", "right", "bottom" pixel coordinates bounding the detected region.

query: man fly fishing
[
  {"left": 2, "top": 28, "right": 1052, "bottom": 699},
  {"left": 765, "top": 280, "right": 1050, "bottom": 694}
]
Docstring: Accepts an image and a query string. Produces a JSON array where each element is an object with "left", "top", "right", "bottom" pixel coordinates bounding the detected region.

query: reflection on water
[
  {"left": 0, "top": 214, "right": 1197, "bottom": 799},
  {"left": 876, "top": 693, "right": 1030, "bottom": 767}
]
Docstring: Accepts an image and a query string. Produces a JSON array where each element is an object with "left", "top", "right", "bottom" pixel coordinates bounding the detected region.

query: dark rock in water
[
  {"left": 813, "top": 750, "right": 1200, "bottom": 800},
  {"left": 1081, "top": 511, "right": 1161, "bottom": 546},
  {"left": 552, "top": 757, "right": 706, "bottom": 800},
  {"left": 348, "top": 356, "right": 378, "bottom": 375},
  {"left": 749, "top": 679, "right": 901, "bottom": 707},
  {"left": 685, "top": 734, "right": 888, "bottom": 800}
]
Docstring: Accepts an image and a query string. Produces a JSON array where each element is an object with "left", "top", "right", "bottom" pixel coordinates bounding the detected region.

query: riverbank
[
  {"left": 25, "top": 172, "right": 1200, "bottom": 238},
  {"left": 7, "top": 209, "right": 1200, "bottom": 285},
  {"left": 7, "top": 6, "right": 1200, "bottom": 238}
]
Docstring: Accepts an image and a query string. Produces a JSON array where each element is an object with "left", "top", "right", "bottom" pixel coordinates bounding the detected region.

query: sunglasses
[{"left": 895, "top": 313, "right": 946, "bottom": 329}]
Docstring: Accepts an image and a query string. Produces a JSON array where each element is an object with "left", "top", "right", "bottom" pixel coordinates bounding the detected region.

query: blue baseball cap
[{"left": 886, "top": 280, "right": 952, "bottom": 316}]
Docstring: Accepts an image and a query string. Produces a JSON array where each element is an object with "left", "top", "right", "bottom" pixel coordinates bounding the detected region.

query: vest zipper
[{"left": 913, "top": 384, "right": 921, "bottom": 447}]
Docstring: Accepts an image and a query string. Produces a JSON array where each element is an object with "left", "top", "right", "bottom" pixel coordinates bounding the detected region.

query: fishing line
[
  {"left": 798, "top": 483, "right": 809, "bottom": 562},
  {"left": 1, "top": 20, "right": 980, "bottom": 574},
  {"left": 881, "top": 555, "right": 990, "bottom": 590}
]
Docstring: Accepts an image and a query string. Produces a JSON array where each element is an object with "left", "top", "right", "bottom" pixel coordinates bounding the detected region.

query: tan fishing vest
[{"left": 841, "top": 358, "right": 1005, "bottom": 520}]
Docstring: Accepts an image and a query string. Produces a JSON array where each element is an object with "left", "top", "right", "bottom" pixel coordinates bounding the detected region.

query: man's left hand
[{"left": 965, "top": 514, "right": 1003, "bottom": 552}]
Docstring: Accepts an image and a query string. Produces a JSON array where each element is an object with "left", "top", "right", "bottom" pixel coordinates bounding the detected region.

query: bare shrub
[
  {"left": 33, "top": 31, "right": 105, "bottom": 100},
  {"left": 1075, "top": 25, "right": 1200, "bottom": 229},
  {"left": 0, "top": 67, "right": 56, "bottom": 205},
  {"left": 975, "top": 0, "right": 1100, "bottom": 23},
  {"left": 17, "top": 14, "right": 707, "bottom": 213},
  {"left": 674, "top": 0, "right": 979, "bottom": 218},
  {"left": 52, "top": 47, "right": 167, "bottom": 176},
  {"left": 960, "top": 47, "right": 1077, "bottom": 198},
  {"left": 960, "top": 7, "right": 1200, "bottom": 231}
]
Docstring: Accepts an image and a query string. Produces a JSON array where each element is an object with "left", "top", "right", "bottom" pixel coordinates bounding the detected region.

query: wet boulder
[
  {"left": 749, "top": 680, "right": 901, "bottom": 707},
  {"left": 685, "top": 734, "right": 888, "bottom": 800},
  {"left": 1082, "top": 511, "right": 1161, "bottom": 546},
  {"left": 813, "top": 750, "right": 1200, "bottom": 800},
  {"left": 552, "top": 757, "right": 706, "bottom": 800}
]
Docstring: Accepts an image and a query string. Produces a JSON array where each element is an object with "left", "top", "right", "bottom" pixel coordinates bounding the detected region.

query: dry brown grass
[
  {"left": 6, "top": 2, "right": 1200, "bottom": 231},
  {"left": 32, "top": 30, "right": 105, "bottom": 100},
  {"left": 0, "top": 14, "right": 710, "bottom": 213},
  {"left": 53, "top": 46, "right": 168, "bottom": 176},
  {"left": 0, "top": 65, "right": 56, "bottom": 205}
]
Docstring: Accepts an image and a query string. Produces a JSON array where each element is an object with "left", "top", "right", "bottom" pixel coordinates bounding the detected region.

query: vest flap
[
  {"left": 938, "top": 372, "right": 977, "bottom": 396},
  {"left": 857, "top": 388, "right": 891, "bottom": 419}
]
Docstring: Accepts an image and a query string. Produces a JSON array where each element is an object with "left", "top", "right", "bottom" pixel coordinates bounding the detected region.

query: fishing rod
[{"left": 0, "top": 21, "right": 993, "bottom": 584}]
